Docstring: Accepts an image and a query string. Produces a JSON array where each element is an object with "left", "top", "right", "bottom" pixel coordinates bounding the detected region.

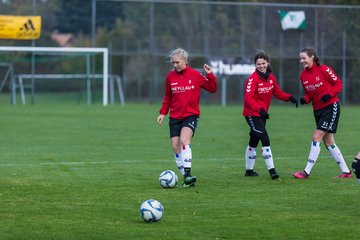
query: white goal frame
[{"left": 0, "top": 46, "right": 109, "bottom": 106}]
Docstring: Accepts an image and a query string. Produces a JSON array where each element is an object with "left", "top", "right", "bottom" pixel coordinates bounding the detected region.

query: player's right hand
[
  {"left": 157, "top": 114, "right": 165, "bottom": 124},
  {"left": 259, "top": 108, "right": 269, "bottom": 119},
  {"left": 320, "top": 94, "right": 332, "bottom": 103}
]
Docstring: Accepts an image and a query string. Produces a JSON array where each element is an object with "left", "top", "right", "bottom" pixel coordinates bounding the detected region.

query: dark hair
[
  {"left": 254, "top": 51, "right": 270, "bottom": 64},
  {"left": 300, "top": 47, "right": 321, "bottom": 66}
]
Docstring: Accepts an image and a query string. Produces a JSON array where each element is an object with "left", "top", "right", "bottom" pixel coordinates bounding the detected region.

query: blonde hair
[{"left": 168, "top": 48, "right": 188, "bottom": 64}]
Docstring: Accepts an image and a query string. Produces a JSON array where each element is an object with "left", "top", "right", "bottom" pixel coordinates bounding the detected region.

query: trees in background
[{"left": 1, "top": 0, "right": 360, "bottom": 102}]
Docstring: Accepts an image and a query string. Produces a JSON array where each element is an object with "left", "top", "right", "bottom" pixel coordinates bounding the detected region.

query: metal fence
[{"left": 1, "top": 0, "right": 360, "bottom": 104}]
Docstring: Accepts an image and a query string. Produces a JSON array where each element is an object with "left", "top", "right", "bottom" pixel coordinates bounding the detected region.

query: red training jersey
[
  {"left": 159, "top": 65, "right": 217, "bottom": 119},
  {"left": 242, "top": 70, "right": 292, "bottom": 117},
  {"left": 300, "top": 64, "right": 342, "bottom": 111}
]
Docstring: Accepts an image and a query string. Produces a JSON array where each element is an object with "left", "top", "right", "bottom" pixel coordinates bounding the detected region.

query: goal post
[{"left": 0, "top": 46, "right": 109, "bottom": 106}]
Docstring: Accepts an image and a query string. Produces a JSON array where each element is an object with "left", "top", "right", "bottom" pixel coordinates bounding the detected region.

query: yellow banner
[{"left": 0, "top": 15, "right": 41, "bottom": 40}]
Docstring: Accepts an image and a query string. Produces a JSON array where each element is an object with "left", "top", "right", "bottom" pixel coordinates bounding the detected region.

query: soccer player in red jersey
[
  {"left": 243, "top": 51, "right": 298, "bottom": 180},
  {"left": 293, "top": 47, "right": 352, "bottom": 179},
  {"left": 157, "top": 48, "right": 217, "bottom": 187}
]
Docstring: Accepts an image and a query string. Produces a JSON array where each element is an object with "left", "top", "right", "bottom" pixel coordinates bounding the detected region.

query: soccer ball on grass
[
  {"left": 159, "top": 170, "right": 178, "bottom": 188},
  {"left": 139, "top": 199, "right": 164, "bottom": 222}
]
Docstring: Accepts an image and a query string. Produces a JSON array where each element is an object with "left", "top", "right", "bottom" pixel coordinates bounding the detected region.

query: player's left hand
[
  {"left": 320, "top": 94, "right": 332, "bottom": 103},
  {"left": 300, "top": 97, "right": 306, "bottom": 105},
  {"left": 289, "top": 96, "right": 298, "bottom": 108}
]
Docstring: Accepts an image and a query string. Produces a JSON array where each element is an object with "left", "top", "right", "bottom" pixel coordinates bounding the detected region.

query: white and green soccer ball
[
  {"left": 159, "top": 170, "right": 178, "bottom": 188},
  {"left": 139, "top": 199, "right": 164, "bottom": 222}
]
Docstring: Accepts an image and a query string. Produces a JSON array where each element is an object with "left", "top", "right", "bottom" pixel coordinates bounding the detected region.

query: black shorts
[
  {"left": 245, "top": 116, "right": 267, "bottom": 137},
  {"left": 169, "top": 115, "right": 199, "bottom": 138},
  {"left": 314, "top": 102, "right": 340, "bottom": 133}
]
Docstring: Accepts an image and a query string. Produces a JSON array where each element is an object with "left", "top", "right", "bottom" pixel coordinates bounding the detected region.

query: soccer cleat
[
  {"left": 293, "top": 171, "right": 309, "bottom": 179},
  {"left": 244, "top": 169, "right": 259, "bottom": 177},
  {"left": 269, "top": 168, "right": 279, "bottom": 180},
  {"left": 182, "top": 175, "right": 197, "bottom": 187},
  {"left": 336, "top": 172, "right": 352, "bottom": 178}
]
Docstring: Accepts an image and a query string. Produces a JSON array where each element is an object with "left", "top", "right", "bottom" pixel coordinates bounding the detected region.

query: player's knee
[
  {"left": 180, "top": 138, "right": 191, "bottom": 147},
  {"left": 172, "top": 146, "right": 180, "bottom": 153},
  {"left": 313, "top": 131, "right": 326, "bottom": 142},
  {"left": 250, "top": 130, "right": 263, "bottom": 139},
  {"left": 260, "top": 133, "right": 270, "bottom": 146},
  {"left": 323, "top": 139, "right": 335, "bottom": 147},
  {"left": 250, "top": 131, "right": 269, "bottom": 146}
]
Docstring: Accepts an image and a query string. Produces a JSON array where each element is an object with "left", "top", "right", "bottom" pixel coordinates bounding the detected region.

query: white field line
[{"left": 0, "top": 155, "right": 355, "bottom": 167}]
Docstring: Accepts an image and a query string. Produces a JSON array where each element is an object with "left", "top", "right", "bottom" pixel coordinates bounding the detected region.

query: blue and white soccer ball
[
  {"left": 159, "top": 170, "right": 178, "bottom": 188},
  {"left": 139, "top": 199, "right": 164, "bottom": 222}
]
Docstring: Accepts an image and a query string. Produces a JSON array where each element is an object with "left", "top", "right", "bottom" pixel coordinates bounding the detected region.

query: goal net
[{"left": 0, "top": 46, "right": 115, "bottom": 106}]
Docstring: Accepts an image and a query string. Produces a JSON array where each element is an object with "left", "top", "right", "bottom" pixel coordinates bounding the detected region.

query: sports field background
[{"left": 0, "top": 94, "right": 359, "bottom": 239}]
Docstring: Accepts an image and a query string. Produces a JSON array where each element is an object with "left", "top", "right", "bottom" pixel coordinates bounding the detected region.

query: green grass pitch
[{"left": 0, "top": 99, "right": 359, "bottom": 239}]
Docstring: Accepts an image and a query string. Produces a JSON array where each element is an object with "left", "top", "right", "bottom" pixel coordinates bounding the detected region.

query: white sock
[
  {"left": 245, "top": 146, "right": 256, "bottom": 170},
  {"left": 174, "top": 152, "right": 184, "bottom": 176},
  {"left": 327, "top": 144, "right": 350, "bottom": 173},
  {"left": 181, "top": 144, "right": 192, "bottom": 175},
  {"left": 261, "top": 146, "right": 274, "bottom": 170},
  {"left": 304, "top": 141, "right": 321, "bottom": 175}
]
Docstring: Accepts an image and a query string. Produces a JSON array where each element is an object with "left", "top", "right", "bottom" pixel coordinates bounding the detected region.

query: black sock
[
  {"left": 184, "top": 167, "right": 191, "bottom": 177},
  {"left": 269, "top": 168, "right": 277, "bottom": 175}
]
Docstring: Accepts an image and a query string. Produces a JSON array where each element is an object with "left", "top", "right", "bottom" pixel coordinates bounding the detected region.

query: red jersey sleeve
[
  {"left": 320, "top": 65, "right": 342, "bottom": 97},
  {"left": 271, "top": 75, "right": 292, "bottom": 102},
  {"left": 159, "top": 76, "right": 171, "bottom": 115},
  {"left": 244, "top": 76, "right": 262, "bottom": 114},
  {"left": 200, "top": 72, "right": 217, "bottom": 93},
  {"left": 301, "top": 81, "right": 310, "bottom": 104}
]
